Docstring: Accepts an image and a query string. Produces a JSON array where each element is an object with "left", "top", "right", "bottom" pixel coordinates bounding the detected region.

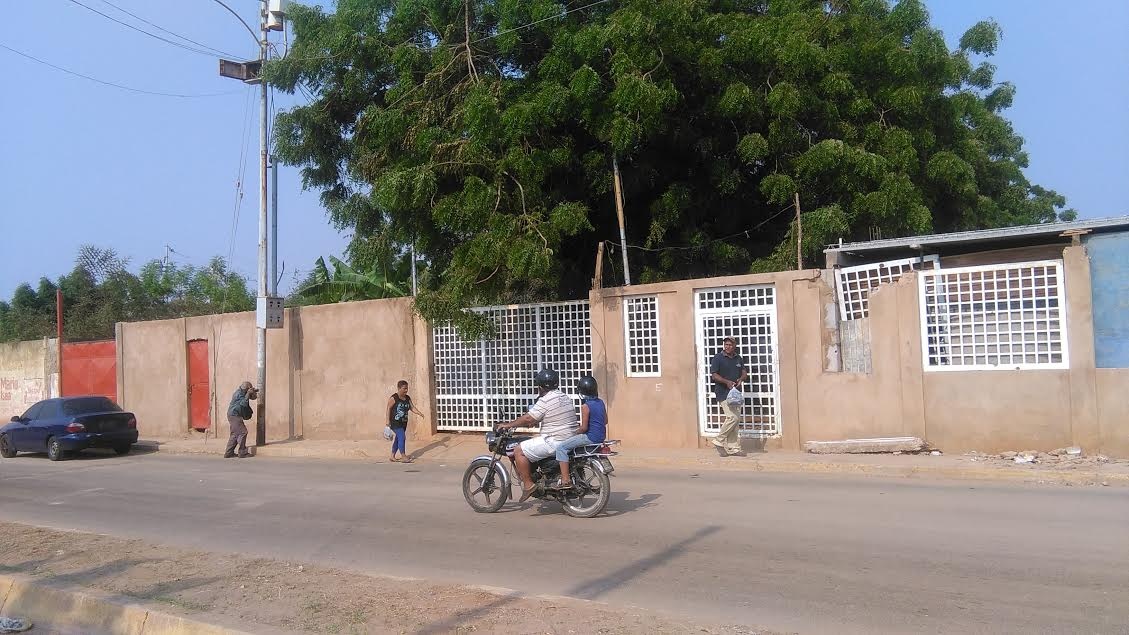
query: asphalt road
[{"left": 1, "top": 450, "right": 1126, "bottom": 634}]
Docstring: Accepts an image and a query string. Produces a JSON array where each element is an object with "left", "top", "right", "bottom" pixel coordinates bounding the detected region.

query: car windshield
[{"left": 61, "top": 397, "right": 122, "bottom": 415}]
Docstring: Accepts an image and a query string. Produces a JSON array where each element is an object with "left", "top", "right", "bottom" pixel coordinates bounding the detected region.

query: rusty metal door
[
  {"left": 187, "top": 340, "right": 210, "bottom": 430},
  {"left": 61, "top": 340, "right": 116, "bottom": 400}
]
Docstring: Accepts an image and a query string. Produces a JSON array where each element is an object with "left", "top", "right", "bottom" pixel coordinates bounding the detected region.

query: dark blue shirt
[
  {"left": 582, "top": 397, "right": 607, "bottom": 443},
  {"left": 227, "top": 388, "right": 251, "bottom": 417},
  {"left": 710, "top": 351, "right": 746, "bottom": 402}
]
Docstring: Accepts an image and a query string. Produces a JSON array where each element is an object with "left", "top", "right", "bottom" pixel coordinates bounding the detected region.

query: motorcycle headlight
[{"left": 485, "top": 431, "right": 496, "bottom": 450}]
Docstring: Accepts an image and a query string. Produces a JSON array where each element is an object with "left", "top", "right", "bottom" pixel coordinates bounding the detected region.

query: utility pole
[
  {"left": 220, "top": 0, "right": 286, "bottom": 448},
  {"left": 254, "top": 0, "right": 269, "bottom": 447}
]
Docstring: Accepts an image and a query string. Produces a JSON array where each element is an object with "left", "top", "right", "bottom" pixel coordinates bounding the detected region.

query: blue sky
[{"left": 1, "top": 1, "right": 1126, "bottom": 299}]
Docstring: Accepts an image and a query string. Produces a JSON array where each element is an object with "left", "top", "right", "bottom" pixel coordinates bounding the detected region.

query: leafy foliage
[
  {"left": 0, "top": 247, "right": 253, "bottom": 343},
  {"left": 268, "top": 0, "right": 1075, "bottom": 327}
]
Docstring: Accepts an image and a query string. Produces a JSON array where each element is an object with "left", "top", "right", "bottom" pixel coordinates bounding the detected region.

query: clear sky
[{"left": 2, "top": 1, "right": 1126, "bottom": 299}]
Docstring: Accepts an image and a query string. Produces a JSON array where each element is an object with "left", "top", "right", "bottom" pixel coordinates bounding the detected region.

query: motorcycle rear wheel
[
  {"left": 560, "top": 462, "right": 610, "bottom": 518},
  {"left": 462, "top": 458, "right": 510, "bottom": 513}
]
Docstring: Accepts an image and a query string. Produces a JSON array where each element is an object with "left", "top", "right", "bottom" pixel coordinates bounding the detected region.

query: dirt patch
[{"left": 0, "top": 523, "right": 775, "bottom": 634}]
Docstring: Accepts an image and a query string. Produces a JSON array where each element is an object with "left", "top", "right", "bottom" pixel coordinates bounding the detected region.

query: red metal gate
[
  {"left": 187, "top": 339, "right": 211, "bottom": 430},
  {"left": 61, "top": 340, "right": 117, "bottom": 401}
]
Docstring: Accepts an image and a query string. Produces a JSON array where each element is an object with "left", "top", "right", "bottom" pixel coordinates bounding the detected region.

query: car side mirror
[{"left": 10, "top": 416, "right": 21, "bottom": 423}]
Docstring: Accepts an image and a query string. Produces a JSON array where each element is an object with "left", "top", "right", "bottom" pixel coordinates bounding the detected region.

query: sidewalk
[{"left": 136, "top": 434, "right": 1129, "bottom": 486}]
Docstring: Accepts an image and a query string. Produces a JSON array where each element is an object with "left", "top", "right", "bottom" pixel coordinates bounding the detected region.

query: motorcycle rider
[
  {"left": 551, "top": 375, "right": 607, "bottom": 490},
  {"left": 497, "top": 368, "right": 578, "bottom": 502}
]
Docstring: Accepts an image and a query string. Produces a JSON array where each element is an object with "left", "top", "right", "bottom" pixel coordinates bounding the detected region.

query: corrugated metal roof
[{"left": 824, "top": 216, "right": 1129, "bottom": 254}]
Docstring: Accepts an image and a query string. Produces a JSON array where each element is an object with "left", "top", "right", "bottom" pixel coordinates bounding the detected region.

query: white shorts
[{"left": 519, "top": 436, "right": 560, "bottom": 462}]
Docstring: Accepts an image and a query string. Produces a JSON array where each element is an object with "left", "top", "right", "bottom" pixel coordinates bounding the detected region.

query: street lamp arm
[{"left": 210, "top": 0, "right": 260, "bottom": 44}]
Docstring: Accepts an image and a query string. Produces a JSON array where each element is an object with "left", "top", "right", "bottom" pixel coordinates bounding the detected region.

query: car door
[
  {"left": 29, "top": 400, "right": 61, "bottom": 450},
  {"left": 10, "top": 402, "right": 44, "bottom": 451}
]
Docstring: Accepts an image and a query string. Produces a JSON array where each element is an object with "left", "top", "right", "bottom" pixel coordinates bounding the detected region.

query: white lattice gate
[
  {"left": 694, "top": 285, "right": 780, "bottom": 437},
  {"left": 432, "top": 300, "right": 592, "bottom": 432}
]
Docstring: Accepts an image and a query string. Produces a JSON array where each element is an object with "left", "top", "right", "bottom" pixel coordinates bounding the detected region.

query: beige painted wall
[
  {"left": 1096, "top": 370, "right": 1129, "bottom": 457},
  {"left": 108, "top": 241, "right": 1122, "bottom": 456},
  {"left": 0, "top": 338, "right": 55, "bottom": 418},
  {"left": 292, "top": 297, "right": 422, "bottom": 440},
  {"left": 117, "top": 297, "right": 431, "bottom": 445},
  {"left": 118, "top": 318, "right": 187, "bottom": 438},
  {"left": 591, "top": 270, "right": 824, "bottom": 451}
]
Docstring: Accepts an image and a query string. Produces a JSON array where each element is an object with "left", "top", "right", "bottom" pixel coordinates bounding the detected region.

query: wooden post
[
  {"left": 612, "top": 156, "right": 631, "bottom": 285},
  {"left": 56, "top": 289, "right": 63, "bottom": 397},
  {"left": 592, "top": 242, "right": 605, "bottom": 290},
  {"left": 794, "top": 192, "right": 803, "bottom": 270}
]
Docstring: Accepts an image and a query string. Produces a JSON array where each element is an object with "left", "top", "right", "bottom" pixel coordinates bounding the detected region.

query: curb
[
  {"left": 613, "top": 456, "right": 1129, "bottom": 486},
  {"left": 137, "top": 441, "right": 1129, "bottom": 486},
  {"left": 0, "top": 574, "right": 250, "bottom": 635}
]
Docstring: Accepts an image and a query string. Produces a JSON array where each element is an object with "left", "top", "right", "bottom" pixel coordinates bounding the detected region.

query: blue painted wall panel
[{"left": 1086, "top": 232, "right": 1129, "bottom": 368}]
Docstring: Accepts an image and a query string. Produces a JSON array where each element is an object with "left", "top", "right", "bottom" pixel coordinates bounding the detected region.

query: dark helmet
[
  {"left": 577, "top": 375, "right": 598, "bottom": 397},
  {"left": 533, "top": 368, "right": 560, "bottom": 389}
]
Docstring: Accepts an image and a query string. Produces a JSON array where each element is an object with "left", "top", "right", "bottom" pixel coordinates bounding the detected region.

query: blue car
[{"left": 0, "top": 396, "right": 139, "bottom": 461}]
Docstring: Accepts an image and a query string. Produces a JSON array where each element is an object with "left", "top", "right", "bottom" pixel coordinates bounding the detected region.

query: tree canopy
[
  {"left": 0, "top": 247, "right": 253, "bottom": 343},
  {"left": 267, "top": 0, "right": 1074, "bottom": 329}
]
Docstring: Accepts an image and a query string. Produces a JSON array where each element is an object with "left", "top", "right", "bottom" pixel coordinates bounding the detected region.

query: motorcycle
[{"left": 461, "top": 426, "right": 619, "bottom": 518}]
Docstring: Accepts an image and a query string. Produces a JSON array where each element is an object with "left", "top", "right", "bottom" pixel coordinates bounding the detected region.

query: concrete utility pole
[
  {"left": 219, "top": 0, "right": 287, "bottom": 448},
  {"left": 254, "top": 0, "right": 269, "bottom": 447}
]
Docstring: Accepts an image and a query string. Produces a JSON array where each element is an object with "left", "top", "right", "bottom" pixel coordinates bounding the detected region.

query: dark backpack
[{"left": 240, "top": 403, "right": 253, "bottom": 420}]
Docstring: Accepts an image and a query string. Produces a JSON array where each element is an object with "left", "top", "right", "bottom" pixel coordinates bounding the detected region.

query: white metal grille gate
[
  {"left": 433, "top": 300, "right": 592, "bottom": 432},
  {"left": 694, "top": 285, "right": 780, "bottom": 437}
]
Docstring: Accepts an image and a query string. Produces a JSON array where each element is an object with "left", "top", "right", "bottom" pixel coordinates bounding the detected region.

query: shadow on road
[{"left": 566, "top": 525, "right": 722, "bottom": 600}]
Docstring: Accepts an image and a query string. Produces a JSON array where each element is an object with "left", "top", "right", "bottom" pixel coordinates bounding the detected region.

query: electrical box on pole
[
  {"left": 256, "top": 297, "right": 284, "bottom": 329},
  {"left": 219, "top": 59, "right": 262, "bottom": 83}
]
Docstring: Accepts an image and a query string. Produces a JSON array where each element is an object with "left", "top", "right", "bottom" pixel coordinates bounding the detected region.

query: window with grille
[
  {"left": 624, "top": 295, "right": 661, "bottom": 377},
  {"left": 919, "top": 261, "right": 1069, "bottom": 371},
  {"left": 432, "top": 300, "right": 592, "bottom": 431},
  {"left": 836, "top": 255, "right": 940, "bottom": 321}
]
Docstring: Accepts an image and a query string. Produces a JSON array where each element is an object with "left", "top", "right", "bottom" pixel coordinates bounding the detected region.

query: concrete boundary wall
[
  {"left": 0, "top": 338, "right": 56, "bottom": 418},
  {"left": 102, "top": 241, "right": 1126, "bottom": 456}
]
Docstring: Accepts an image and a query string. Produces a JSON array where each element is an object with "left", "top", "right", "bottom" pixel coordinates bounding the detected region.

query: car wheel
[
  {"left": 0, "top": 433, "right": 16, "bottom": 458},
  {"left": 46, "top": 436, "right": 66, "bottom": 461},
  {"left": 114, "top": 444, "right": 132, "bottom": 455}
]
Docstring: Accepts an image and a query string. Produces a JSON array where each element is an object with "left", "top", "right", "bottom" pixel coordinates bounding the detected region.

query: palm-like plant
[{"left": 292, "top": 256, "right": 409, "bottom": 305}]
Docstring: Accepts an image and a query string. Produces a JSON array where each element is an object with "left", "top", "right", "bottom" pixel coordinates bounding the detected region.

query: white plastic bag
[
  {"left": 725, "top": 386, "right": 743, "bottom": 405},
  {"left": 383, "top": 425, "right": 394, "bottom": 441}
]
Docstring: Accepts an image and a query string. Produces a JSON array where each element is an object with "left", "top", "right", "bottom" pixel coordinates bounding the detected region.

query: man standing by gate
[{"left": 710, "top": 337, "right": 747, "bottom": 456}]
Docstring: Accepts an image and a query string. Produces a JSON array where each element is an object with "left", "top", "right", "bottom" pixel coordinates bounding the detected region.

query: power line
[
  {"left": 95, "top": 0, "right": 244, "bottom": 59},
  {"left": 66, "top": 0, "right": 244, "bottom": 59},
  {"left": 605, "top": 202, "right": 799, "bottom": 254},
  {"left": 0, "top": 42, "right": 242, "bottom": 98},
  {"left": 473, "top": 0, "right": 614, "bottom": 44}
]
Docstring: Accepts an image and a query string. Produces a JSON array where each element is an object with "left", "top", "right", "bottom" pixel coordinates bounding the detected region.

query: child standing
[
  {"left": 386, "top": 380, "right": 423, "bottom": 462},
  {"left": 553, "top": 375, "right": 607, "bottom": 489}
]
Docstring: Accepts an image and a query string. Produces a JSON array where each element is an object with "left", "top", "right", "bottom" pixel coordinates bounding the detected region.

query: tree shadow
[
  {"left": 565, "top": 525, "right": 722, "bottom": 600},
  {"left": 412, "top": 590, "right": 520, "bottom": 635}
]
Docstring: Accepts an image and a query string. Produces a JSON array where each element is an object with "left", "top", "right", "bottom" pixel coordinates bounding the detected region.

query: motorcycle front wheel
[
  {"left": 560, "top": 461, "right": 611, "bottom": 518},
  {"left": 462, "top": 458, "right": 510, "bottom": 513}
]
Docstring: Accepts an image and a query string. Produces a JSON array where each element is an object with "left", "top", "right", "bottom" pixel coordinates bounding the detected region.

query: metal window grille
[
  {"left": 694, "top": 285, "right": 780, "bottom": 437},
  {"left": 433, "top": 300, "right": 592, "bottom": 431},
  {"left": 919, "top": 261, "right": 1069, "bottom": 371},
  {"left": 836, "top": 255, "right": 940, "bottom": 321},
  {"left": 624, "top": 295, "right": 661, "bottom": 377}
]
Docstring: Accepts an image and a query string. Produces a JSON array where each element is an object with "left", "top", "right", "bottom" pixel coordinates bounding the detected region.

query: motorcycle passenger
[
  {"left": 497, "top": 368, "right": 578, "bottom": 502},
  {"left": 551, "top": 375, "right": 607, "bottom": 490}
]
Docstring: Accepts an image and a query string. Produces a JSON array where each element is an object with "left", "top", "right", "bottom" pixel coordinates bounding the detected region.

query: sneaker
[{"left": 223, "top": 452, "right": 236, "bottom": 458}]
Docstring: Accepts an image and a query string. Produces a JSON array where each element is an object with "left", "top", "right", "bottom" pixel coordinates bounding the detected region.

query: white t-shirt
[{"left": 528, "top": 389, "right": 578, "bottom": 442}]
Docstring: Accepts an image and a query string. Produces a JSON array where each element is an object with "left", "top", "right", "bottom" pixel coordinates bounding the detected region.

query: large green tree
[{"left": 268, "top": 0, "right": 1074, "bottom": 329}]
